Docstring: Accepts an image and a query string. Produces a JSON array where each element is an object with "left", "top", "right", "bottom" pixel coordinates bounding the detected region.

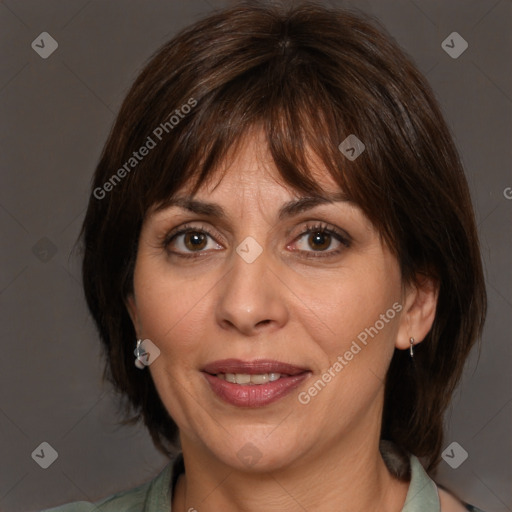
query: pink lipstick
[{"left": 202, "top": 359, "right": 310, "bottom": 407}]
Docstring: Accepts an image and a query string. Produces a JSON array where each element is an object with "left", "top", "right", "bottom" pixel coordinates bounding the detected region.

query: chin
[{"left": 200, "top": 428, "right": 306, "bottom": 472}]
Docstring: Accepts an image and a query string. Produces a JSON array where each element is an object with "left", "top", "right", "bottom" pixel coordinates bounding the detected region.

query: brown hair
[{"left": 81, "top": 1, "right": 486, "bottom": 472}]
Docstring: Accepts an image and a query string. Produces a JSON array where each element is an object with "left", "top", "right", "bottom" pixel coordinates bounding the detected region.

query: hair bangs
[{"left": 145, "top": 58, "right": 360, "bottom": 222}]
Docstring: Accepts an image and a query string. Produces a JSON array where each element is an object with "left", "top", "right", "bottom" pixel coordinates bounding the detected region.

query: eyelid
[
  {"left": 291, "top": 221, "right": 352, "bottom": 245},
  {"left": 161, "top": 222, "right": 226, "bottom": 252},
  {"left": 161, "top": 220, "right": 352, "bottom": 258},
  {"left": 286, "top": 221, "right": 351, "bottom": 257}
]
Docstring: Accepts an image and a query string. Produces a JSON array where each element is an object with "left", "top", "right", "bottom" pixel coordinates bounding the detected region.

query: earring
[
  {"left": 409, "top": 337, "right": 415, "bottom": 358},
  {"left": 134, "top": 339, "right": 146, "bottom": 369}
]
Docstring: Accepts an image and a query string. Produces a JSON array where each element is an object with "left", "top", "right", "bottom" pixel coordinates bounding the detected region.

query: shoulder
[
  {"left": 40, "top": 460, "right": 177, "bottom": 512},
  {"left": 40, "top": 485, "right": 148, "bottom": 512},
  {"left": 379, "top": 442, "right": 486, "bottom": 512},
  {"left": 41, "top": 501, "right": 111, "bottom": 512}
]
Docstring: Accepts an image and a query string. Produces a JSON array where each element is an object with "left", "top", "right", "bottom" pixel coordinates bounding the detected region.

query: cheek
[
  {"left": 132, "top": 262, "right": 212, "bottom": 362},
  {"left": 294, "top": 261, "right": 402, "bottom": 360},
  {"left": 297, "top": 272, "right": 402, "bottom": 414}
]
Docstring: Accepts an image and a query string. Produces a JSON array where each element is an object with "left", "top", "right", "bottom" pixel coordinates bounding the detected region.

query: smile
[
  {"left": 202, "top": 359, "right": 310, "bottom": 407},
  {"left": 215, "top": 372, "right": 283, "bottom": 384}
]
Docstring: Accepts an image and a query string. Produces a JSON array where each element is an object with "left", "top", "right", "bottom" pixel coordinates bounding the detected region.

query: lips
[
  {"left": 203, "top": 359, "right": 308, "bottom": 376},
  {"left": 202, "top": 359, "right": 310, "bottom": 407}
]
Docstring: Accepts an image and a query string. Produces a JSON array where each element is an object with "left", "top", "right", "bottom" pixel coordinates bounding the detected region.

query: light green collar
[{"left": 401, "top": 454, "right": 440, "bottom": 511}]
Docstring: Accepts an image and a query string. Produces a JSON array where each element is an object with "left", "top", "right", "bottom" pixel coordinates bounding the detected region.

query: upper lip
[{"left": 202, "top": 359, "right": 309, "bottom": 376}]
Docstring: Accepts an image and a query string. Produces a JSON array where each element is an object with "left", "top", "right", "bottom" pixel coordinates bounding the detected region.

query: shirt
[{"left": 41, "top": 449, "right": 485, "bottom": 511}]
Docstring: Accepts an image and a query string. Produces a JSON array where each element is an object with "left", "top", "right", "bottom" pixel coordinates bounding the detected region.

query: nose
[{"left": 215, "top": 248, "right": 289, "bottom": 336}]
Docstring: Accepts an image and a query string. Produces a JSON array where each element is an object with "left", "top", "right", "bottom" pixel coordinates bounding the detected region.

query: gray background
[{"left": 0, "top": 0, "right": 510, "bottom": 511}]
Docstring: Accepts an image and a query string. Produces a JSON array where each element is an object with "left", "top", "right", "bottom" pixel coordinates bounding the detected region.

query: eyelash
[
  {"left": 162, "top": 222, "right": 351, "bottom": 260},
  {"left": 162, "top": 223, "right": 219, "bottom": 260},
  {"left": 294, "top": 222, "right": 351, "bottom": 258}
]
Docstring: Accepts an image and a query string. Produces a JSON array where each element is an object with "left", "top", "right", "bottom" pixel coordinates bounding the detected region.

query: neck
[{"left": 173, "top": 430, "right": 409, "bottom": 511}]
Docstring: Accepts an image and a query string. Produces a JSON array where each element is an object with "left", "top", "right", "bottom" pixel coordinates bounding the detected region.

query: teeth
[
  {"left": 235, "top": 374, "right": 251, "bottom": 385},
  {"left": 216, "top": 372, "right": 282, "bottom": 385},
  {"left": 251, "top": 374, "right": 268, "bottom": 384}
]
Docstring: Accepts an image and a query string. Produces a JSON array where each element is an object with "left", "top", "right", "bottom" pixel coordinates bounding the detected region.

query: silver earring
[
  {"left": 134, "top": 339, "right": 145, "bottom": 369},
  {"left": 409, "top": 337, "right": 415, "bottom": 358}
]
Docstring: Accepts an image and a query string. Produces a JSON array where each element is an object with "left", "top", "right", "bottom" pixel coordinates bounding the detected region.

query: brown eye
[
  {"left": 308, "top": 231, "right": 332, "bottom": 251},
  {"left": 164, "top": 225, "right": 223, "bottom": 257},
  {"left": 290, "top": 223, "right": 350, "bottom": 258},
  {"left": 184, "top": 232, "right": 208, "bottom": 251}
]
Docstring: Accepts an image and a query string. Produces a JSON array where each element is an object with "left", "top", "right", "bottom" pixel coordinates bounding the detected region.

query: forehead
[
  {"left": 148, "top": 130, "right": 357, "bottom": 227},
  {"left": 177, "top": 128, "right": 342, "bottom": 201}
]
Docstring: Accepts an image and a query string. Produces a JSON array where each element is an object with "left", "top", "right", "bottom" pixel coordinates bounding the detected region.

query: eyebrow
[{"left": 160, "top": 192, "right": 350, "bottom": 221}]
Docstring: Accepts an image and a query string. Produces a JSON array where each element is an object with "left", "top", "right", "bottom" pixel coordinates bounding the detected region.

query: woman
[{"left": 43, "top": 2, "right": 487, "bottom": 511}]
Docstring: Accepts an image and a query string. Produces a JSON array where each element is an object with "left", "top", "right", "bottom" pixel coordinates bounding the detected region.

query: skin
[{"left": 126, "top": 129, "right": 438, "bottom": 511}]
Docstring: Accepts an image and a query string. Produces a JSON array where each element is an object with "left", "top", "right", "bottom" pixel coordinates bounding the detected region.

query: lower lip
[{"left": 203, "top": 373, "right": 309, "bottom": 407}]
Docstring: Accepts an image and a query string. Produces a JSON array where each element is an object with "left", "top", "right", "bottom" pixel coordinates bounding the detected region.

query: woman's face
[{"left": 127, "top": 131, "right": 420, "bottom": 472}]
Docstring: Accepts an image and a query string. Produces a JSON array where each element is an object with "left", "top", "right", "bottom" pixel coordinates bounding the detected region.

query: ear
[
  {"left": 125, "top": 294, "right": 141, "bottom": 338},
  {"left": 396, "top": 274, "right": 439, "bottom": 351}
]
